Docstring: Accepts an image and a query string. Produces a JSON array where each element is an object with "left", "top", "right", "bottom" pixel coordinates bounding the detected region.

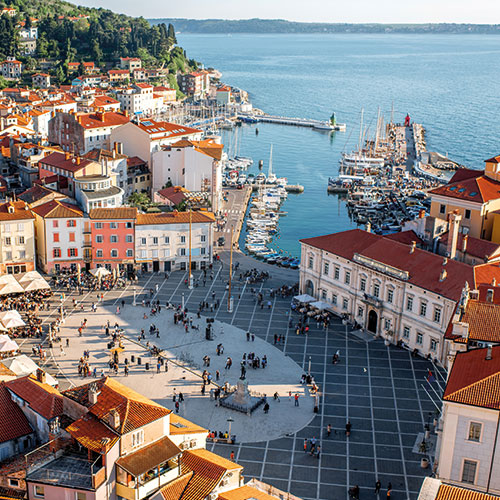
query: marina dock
[
  {"left": 239, "top": 113, "right": 346, "bottom": 132},
  {"left": 252, "top": 184, "right": 304, "bottom": 193}
]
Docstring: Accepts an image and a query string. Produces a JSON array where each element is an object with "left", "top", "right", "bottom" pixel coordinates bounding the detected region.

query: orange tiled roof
[
  {"left": 429, "top": 173, "right": 500, "bottom": 204},
  {"left": 89, "top": 207, "right": 137, "bottom": 220},
  {"left": 0, "top": 382, "right": 33, "bottom": 444},
  {"left": 444, "top": 346, "right": 500, "bottom": 409},
  {"left": 160, "top": 472, "right": 193, "bottom": 500},
  {"left": 460, "top": 300, "right": 500, "bottom": 343},
  {"left": 62, "top": 377, "right": 170, "bottom": 434},
  {"left": 170, "top": 414, "right": 207, "bottom": 435},
  {"left": 217, "top": 485, "right": 277, "bottom": 500},
  {"left": 436, "top": 483, "right": 500, "bottom": 500},
  {"left": 169, "top": 139, "right": 223, "bottom": 161},
  {"left": 136, "top": 119, "right": 201, "bottom": 139},
  {"left": 137, "top": 211, "right": 215, "bottom": 226},
  {"left": 31, "top": 199, "right": 83, "bottom": 219},
  {"left": 78, "top": 111, "right": 129, "bottom": 129},
  {"left": 0, "top": 201, "right": 35, "bottom": 221},
  {"left": 66, "top": 413, "right": 119, "bottom": 454},
  {"left": 6, "top": 375, "right": 63, "bottom": 420}
]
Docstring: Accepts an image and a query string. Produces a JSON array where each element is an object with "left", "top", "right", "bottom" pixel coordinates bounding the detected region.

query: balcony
[
  {"left": 116, "top": 466, "right": 179, "bottom": 500},
  {"left": 363, "top": 292, "right": 383, "bottom": 307}
]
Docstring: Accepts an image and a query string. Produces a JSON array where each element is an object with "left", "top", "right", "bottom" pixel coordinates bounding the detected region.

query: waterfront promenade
[{"left": 16, "top": 259, "right": 441, "bottom": 500}]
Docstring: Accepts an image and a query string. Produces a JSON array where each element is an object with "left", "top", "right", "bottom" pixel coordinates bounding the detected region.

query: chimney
[
  {"left": 443, "top": 257, "right": 448, "bottom": 266},
  {"left": 88, "top": 382, "right": 100, "bottom": 405},
  {"left": 65, "top": 151, "right": 70, "bottom": 161},
  {"left": 440, "top": 269, "right": 447, "bottom": 282},
  {"left": 446, "top": 211, "right": 462, "bottom": 260},
  {"left": 493, "top": 278, "right": 497, "bottom": 287},
  {"left": 410, "top": 241, "right": 416, "bottom": 254},
  {"left": 365, "top": 221, "right": 371, "bottom": 233},
  {"left": 36, "top": 368, "right": 46, "bottom": 384},
  {"left": 108, "top": 409, "right": 120, "bottom": 429},
  {"left": 76, "top": 156, "right": 81, "bottom": 165},
  {"left": 487, "top": 289, "right": 494, "bottom": 303},
  {"left": 123, "top": 110, "right": 128, "bottom": 118},
  {"left": 486, "top": 345, "right": 492, "bottom": 360},
  {"left": 462, "top": 234, "right": 468, "bottom": 254}
]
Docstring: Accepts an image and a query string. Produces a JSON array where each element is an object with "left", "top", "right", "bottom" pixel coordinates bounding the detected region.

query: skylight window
[
  {"left": 469, "top": 192, "right": 478, "bottom": 196},
  {"left": 458, "top": 188, "right": 466, "bottom": 193},
  {"left": 449, "top": 186, "right": 457, "bottom": 191}
]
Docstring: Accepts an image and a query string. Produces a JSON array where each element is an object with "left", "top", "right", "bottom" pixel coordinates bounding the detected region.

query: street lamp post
[
  {"left": 227, "top": 417, "right": 234, "bottom": 443},
  {"left": 182, "top": 292, "right": 185, "bottom": 311},
  {"left": 308, "top": 356, "right": 311, "bottom": 375}
]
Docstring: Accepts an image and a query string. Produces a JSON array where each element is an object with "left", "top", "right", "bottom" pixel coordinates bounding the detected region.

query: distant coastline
[{"left": 148, "top": 18, "right": 500, "bottom": 34}]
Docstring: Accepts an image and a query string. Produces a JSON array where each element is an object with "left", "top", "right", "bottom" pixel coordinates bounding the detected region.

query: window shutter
[{"left": 67, "top": 248, "right": 71, "bottom": 257}]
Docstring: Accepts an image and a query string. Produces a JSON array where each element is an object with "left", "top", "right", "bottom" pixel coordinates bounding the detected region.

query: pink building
[
  {"left": 89, "top": 207, "right": 137, "bottom": 272},
  {"left": 31, "top": 200, "right": 84, "bottom": 274}
]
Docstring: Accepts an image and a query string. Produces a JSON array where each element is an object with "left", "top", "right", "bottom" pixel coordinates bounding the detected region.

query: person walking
[
  {"left": 346, "top": 420, "right": 352, "bottom": 437},
  {"left": 327, "top": 423, "right": 332, "bottom": 437},
  {"left": 294, "top": 393, "right": 299, "bottom": 406},
  {"left": 230, "top": 450, "right": 235, "bottom": 461},
  {"left": 386, "top": 483, "right": 392, "bottom": 500},
  {"left": 303, "top": 438, "right": 308, "bottom": 453},
  {"left": 316, "top": 445, "right": 321, "bottom": 459},
  {"left": 375, "top": 480, "right": 381, "bottom": 495}
]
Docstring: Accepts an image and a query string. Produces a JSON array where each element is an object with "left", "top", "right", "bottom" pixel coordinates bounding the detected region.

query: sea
[{"left": 177, "top": 33, "right": 500, "bottom": 257}]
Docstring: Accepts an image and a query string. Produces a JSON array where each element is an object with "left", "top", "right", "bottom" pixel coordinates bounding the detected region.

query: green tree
[
  {"left": 128, "top": 192, "right": 152, "bottom": 211},
  {"left": 167, "top": 23, "right": 177, "bottom": 44}
]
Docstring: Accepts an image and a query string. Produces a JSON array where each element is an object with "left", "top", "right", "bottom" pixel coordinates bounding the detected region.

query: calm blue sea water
[{"left": 177, "top": 33, "right": 500, "bottom": 256}]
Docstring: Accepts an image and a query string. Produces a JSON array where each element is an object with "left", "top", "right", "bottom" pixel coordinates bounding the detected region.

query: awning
[
  {"left": 116, "top": 436, "right": 180, "bottom": 477},
  {"left": 310, "top": 300, "right": 332, "bottom": 311},
  {"left": 293, "top": 294, "right": 315, "bottom": 304}
]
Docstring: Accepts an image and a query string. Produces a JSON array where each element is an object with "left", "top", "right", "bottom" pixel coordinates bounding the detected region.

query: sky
[{"left": 75, "top": 0, "right": 500, "bottom": 23}]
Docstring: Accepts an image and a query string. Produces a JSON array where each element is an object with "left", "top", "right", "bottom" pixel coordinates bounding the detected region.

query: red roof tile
[
  {"left": 384, "top": 230, "right": 423, "bottom": 246},
  {"left": 89, "top": 207, "right": 137, "bottom": 220},
  {"left": 39, "top": 151, "right": 93, "bottom": 173},
  {"left": 31, "top": 200, "right": 83, "bottom": 219},
  {"left": 78, "top": 111, "right": 129, "bottom": 129},
  {"left": 6, "top": 375, "right": 63, "bottom": 420},
  {"left": 159, "top": 472, "right": 193, "bottom": 500},
  {"left": 0, "top": 382, "right": 33, "bottom": 444},
  {"left": 444, "top": 346, "right": 500, "bottom": 409},
  {"left": 66, "top": 413, "right": 119, "bottom": 454},
  {"left": 439, "top": 232, "right": 500, "bottom": 261},
  {"left": 448, "top": 168, "right": 484, "bottom": 184},
  {"left": 137, "top": 211, "right": 215, "bottom": 226},
  {"left": 429, "top": 174, "right": 500, "bottom": 204},
  {"left": 436, "top": 483, "right": 500, "bottom": 500},
  {"left": 0, "top": 201, "right": 34, "bottom": 221}
]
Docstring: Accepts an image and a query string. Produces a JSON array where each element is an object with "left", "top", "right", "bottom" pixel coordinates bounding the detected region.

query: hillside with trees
[{"left": 0, "top": 0, "right": 198, "bottom": 84}]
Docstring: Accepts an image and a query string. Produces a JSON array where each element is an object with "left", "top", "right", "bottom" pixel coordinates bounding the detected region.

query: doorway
[{"left": 367, "top": 310, "right": 378, "bottom": 334}]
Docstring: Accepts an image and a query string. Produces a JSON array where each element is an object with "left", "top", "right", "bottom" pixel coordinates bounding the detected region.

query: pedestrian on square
[
  {"left": 230, "top": 451, "right": 235, "bottom": 461},
  {"left": 303, "top": 438, "right": 308, "bottom": 452},
  {"left": 375, "top": 480, "right": 381, "bottom": 494},
  {"left": 386, "top": 484, "right": 392, "bottom": 499},
  {"left": 175, "top": 401, "right": 179, "bottom": 413},
  {"left": 294, "top": 393, "right": 299, "bottom": 406},
  {"left": 345, "top": 420, "right": 352, "bottom": 437},
  {"left": 316, "top": 445, "right": 321, "bottom": 459},
  {"left": 327, "top": 424, "right": 331, "bottom": 437}
]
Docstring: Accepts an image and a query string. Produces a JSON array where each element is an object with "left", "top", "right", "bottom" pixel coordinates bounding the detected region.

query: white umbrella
[
  {"left": 16, "top": 271, "right": 43, "bottom": 283},
  {"left": 23, "top": 278, "right": 50, "bottom": 291},
  {"left": 293, "top": 294, "right": 316, "bottom": 304},
  {"left": 0, "top": 310, "right": 23, "bottom": 322},
  {"left": 1, "top": 317, "right": 26, "bottom": 329},
  {"left": 0, "top": 282, "right": 24, "bottom": 295},
  {"left": 0, "top": 335, "right": 19, "bottom": 352},
  {"left": 310, "top": 300, "right": 332, "bottom": 311},
  {"left": 90, "top": 268, "right": 111, "bottom": 279}
]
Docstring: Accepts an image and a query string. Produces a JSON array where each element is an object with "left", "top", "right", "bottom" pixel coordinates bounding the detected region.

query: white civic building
[{"left": 298, "top": 228, "right": 497, "bottom": 364}]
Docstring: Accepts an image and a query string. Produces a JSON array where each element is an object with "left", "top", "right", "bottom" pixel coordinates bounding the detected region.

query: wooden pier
[{"left": 239, "top": 113, "right": 346, "bottom": 132}]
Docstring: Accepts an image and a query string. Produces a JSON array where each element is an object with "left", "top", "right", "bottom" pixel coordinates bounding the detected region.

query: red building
[{"left": 88, "top": 207, "right": 137, "bottom": 272}]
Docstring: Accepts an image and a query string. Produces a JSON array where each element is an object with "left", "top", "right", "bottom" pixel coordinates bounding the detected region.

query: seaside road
[{"left": 21, "top": 265, "right": 444, "bottom": 500}]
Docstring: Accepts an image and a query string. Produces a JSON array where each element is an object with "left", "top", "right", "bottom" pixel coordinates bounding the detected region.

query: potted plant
[{"left": 421, "top": 457, "right": 429, "bottom": 469}]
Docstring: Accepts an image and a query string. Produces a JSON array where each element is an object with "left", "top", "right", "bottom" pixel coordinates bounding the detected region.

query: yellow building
[
  {"left": 429, "top": 156, "right": 500, "bottom": 241},
  {"left": 0, "top": 201, "right": 36, "bottom": 274}
]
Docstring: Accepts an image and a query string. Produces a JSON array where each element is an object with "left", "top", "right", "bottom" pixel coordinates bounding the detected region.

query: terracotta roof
[
  {"left": 6, "top": 375, "right": 63, "bottom": 420},
  {"left": 217, "top": 485, "right": 277, "bottom": 500},
  {"left": 127, "top": 156, "right": 147, "bottom": 167},
  {"left": 301, "top": 229, "right": 475, "bottom": 301},
  {"left": 443, "top": 346, "right": 500, "bottom": 409},
  {"left": 429, "top": 174, "right": 500, "bottom": 204},
  {"left": 169, "top": 414, "right": 207, "bottom": 435},
  {"left": 31, "top": 200, "right": 83, "bottom": 219},
  {"left": 0, "top": 201, "right": 34, "bottom": 221},
  {"left": 159, "top": 472, "right": 193, "bottom": 500},
  {"left": 136, "top": 119, "right": 201, "bottom": 139},
  {"left": 384, "top": 230, "right": 423, "bottom": 246},
  {"left": 66, "top": 413, "right": 119, "bottom": 454},
  {"left": 0, "top": 382, "right": 33, "bottom": 444},
  {"left": 460, "top": 300, "right": 500, "bottom": 343},
  {"left": 474, "top": 264, "right": 500, "bottom": 288},
  {"left": 157, "top": 186, "right": 189, "bottom": 206},
  {"left": 448, "top": 168, "right": 484, "bottom": 184},
  {"left": 83, "top": 148, "right": 126, "bottom": 161},
  {"left": 169, "top": 139, "right": 223, "bottom": 161},
  {"left": 92, "top": 95, "right": 119, "bottom": 106},
  {"left": 137, "top": 211, "right": 215, "bottom": 226},
  {"left": 62, "top": 377, "right": 170, "bottom": 434},
  {"left": 78, "top": 111, "right": 129, "bottom": 129},
  {"left": 477, "top": 284, "right": 500, "bottom": 304},
  {"left": 436, "top": 483, "right": 500, "bottom": 500},
  {"left": 180, "top": 449, "right": 242, "bottom": 500},
  {"left": 89, "top": 207, "right": 137, "bottom": 220},
  {"left": 116, "top": 436, "right": 180, "bottom": 476},
  {"left": 439, "top": 232, "right": 500, "bottom": 261},
  {"left": 40, "top": 152, "right": 94, "bottom": 173},
  {"left": 485, "top": 155, "right": 500, "bottom": 164}
]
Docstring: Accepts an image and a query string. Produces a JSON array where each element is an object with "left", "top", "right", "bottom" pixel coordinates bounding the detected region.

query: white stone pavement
[{"left": 52, "top": 299, "right": 315, "bottom": 443}]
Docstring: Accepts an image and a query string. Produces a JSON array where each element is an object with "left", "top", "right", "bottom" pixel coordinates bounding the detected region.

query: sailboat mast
[
  {"left": 358, "top": 108, "right": 364, "bottom": 152},
  {"left": 268, "top": 144, "right": 273, "bottom": 178}
]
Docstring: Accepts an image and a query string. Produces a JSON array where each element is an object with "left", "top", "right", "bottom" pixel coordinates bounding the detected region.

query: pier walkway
[{"left": 240, "top": 113, "right": 346, "bottom": 131}]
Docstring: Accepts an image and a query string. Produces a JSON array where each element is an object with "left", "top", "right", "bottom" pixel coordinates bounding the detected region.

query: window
[
  {"left": 342, "top": 298, "right": 348, "bottom": 310},
  {"left": 4, "top": 237, "right": 10, "bottom": 246},
  {"left": 403, "top": 326, "right": 410, "bottom": 339},
  {"left": 201, "top": 235, "right": 206, "bottom": 243},
  {"left": 53, "top": 248, "right": 61, "bottom": 258},
  {"left": 8, "top": 479, "right": 19, "bottom": 487},
  {"left": 111, "top": 249, "right": 118, "bottom": 258},
  {"left": 387, "top": 289, "right": 394, "bottom": 303},
  {"left": 110, "top": 222, "right": 117, "bottom": 228},
  {"left": 323, "top": 262, "right": 329, "bottom": 275},
  {"left": 433, "top": 307, "right": 441, "bottom": 323},
  {"left": 345, "top": 271, "right": 351, "bottom": 285},
  {"left": 462, "top": 460, "right": 477, "bottom": 484},
  {"left": 126, "top": 249, "right": 133, "bottom": 257},
  {"left": 96, "top": 250, "right": 103, "bottom": 258},
  {"left": 67, "top": 220, "right": 76, "bottom": 227},
  {"left": 131, "top": 429, "right": 144, "bottom": 448},
  {"left": 140, "top": 237, "right": 146, "bottom": 245},
  {"left": 465, "top": 209, "right": 471, "bottom": 220},
  {"left": 53, "top": 220, "right": 58, "bottom": 228},
  {"left": 321, "top": 289, "right": 327, "bottom": 300},
  {"left": 95, "top": 222, "right": 103, "bottom": 229},
  {"left": 430, "top": 339, "right": 438, "bottom": 351},
  {"left": 153, "top": 237, "right": 158, "bottom": 245},
  {"left": 358, "top": 307, "right": 363, "bottom": 317},
  {"left": 360, "top": 278, "right": 366, "bottom": 292},
  {"left": 68, "top": 248, "right": 77, "bottom": 257},
  {"left": 17, "top": 235, "right": 24, "bottom": 245},
  {"left": 95, "top": 235, "right": 103, "bottom": 243},
  {"left": 334, "top": 266, "right": 340, "bottom": 280},
  {"left": 201, "top": 248, "right": 206, "bottom": 255},
  {"left": 126, "top": 222, "right": 132, "bottom": 229},
  {"left": 468, "top": 422, "right": 482, "bottom": 442},
  {"left": 53, "top": 233, "right": 59, "bottom": 243},
  {"left": 332, "top": 294, "right": 337, "bottom": 305},
  {"left": 180, "top": 235, "right": 186, "bottom": 244},
  {"left": 416, "top": 333, "right": 423, "bottom": 345},
  {"left": 17, "top": 223, "right": 23, "bottom": 232},
  {"left": 373, "top": 283, "right": 380, "bottom": 298},
  {"left": 34, "top": 485, "right": 44, "bottom": 498},
  {"left": 5, "top": 251, "right": 11, "bottom": 261},
  {"left": 76, "top": 493, "right": 87, "bottom": 500},
  {"left": 69, "top": 233, "right": 75, "bottom": 242},
  {"left": 110, "top": 235, "right": 118, "bottom": 243},
  {"left": 420, "top": 301, "right": 427, "bottom": 317},
  {"left": 19, "top": 250, "right": 25, "bottom": 259},
  {"left": 407, "top": 296, "right": 413, "bottom": 311},
  {"left": 180, "top": 248, "right": 186, "bottom": 256},
  {"left": 126, "top": 235, "right": 133, "bottom": 243},
  {"left": 164, "top": 236, "right": 170, "bottom": 244},
  {"left": 384, "top": 318, "right": 391, "bottom": 330},
  {"left": 4, "top": 224, "right": 10, "bottom": 233},
  {"left": 439, "top": 204, "right": 446, "bottom": 215}
]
